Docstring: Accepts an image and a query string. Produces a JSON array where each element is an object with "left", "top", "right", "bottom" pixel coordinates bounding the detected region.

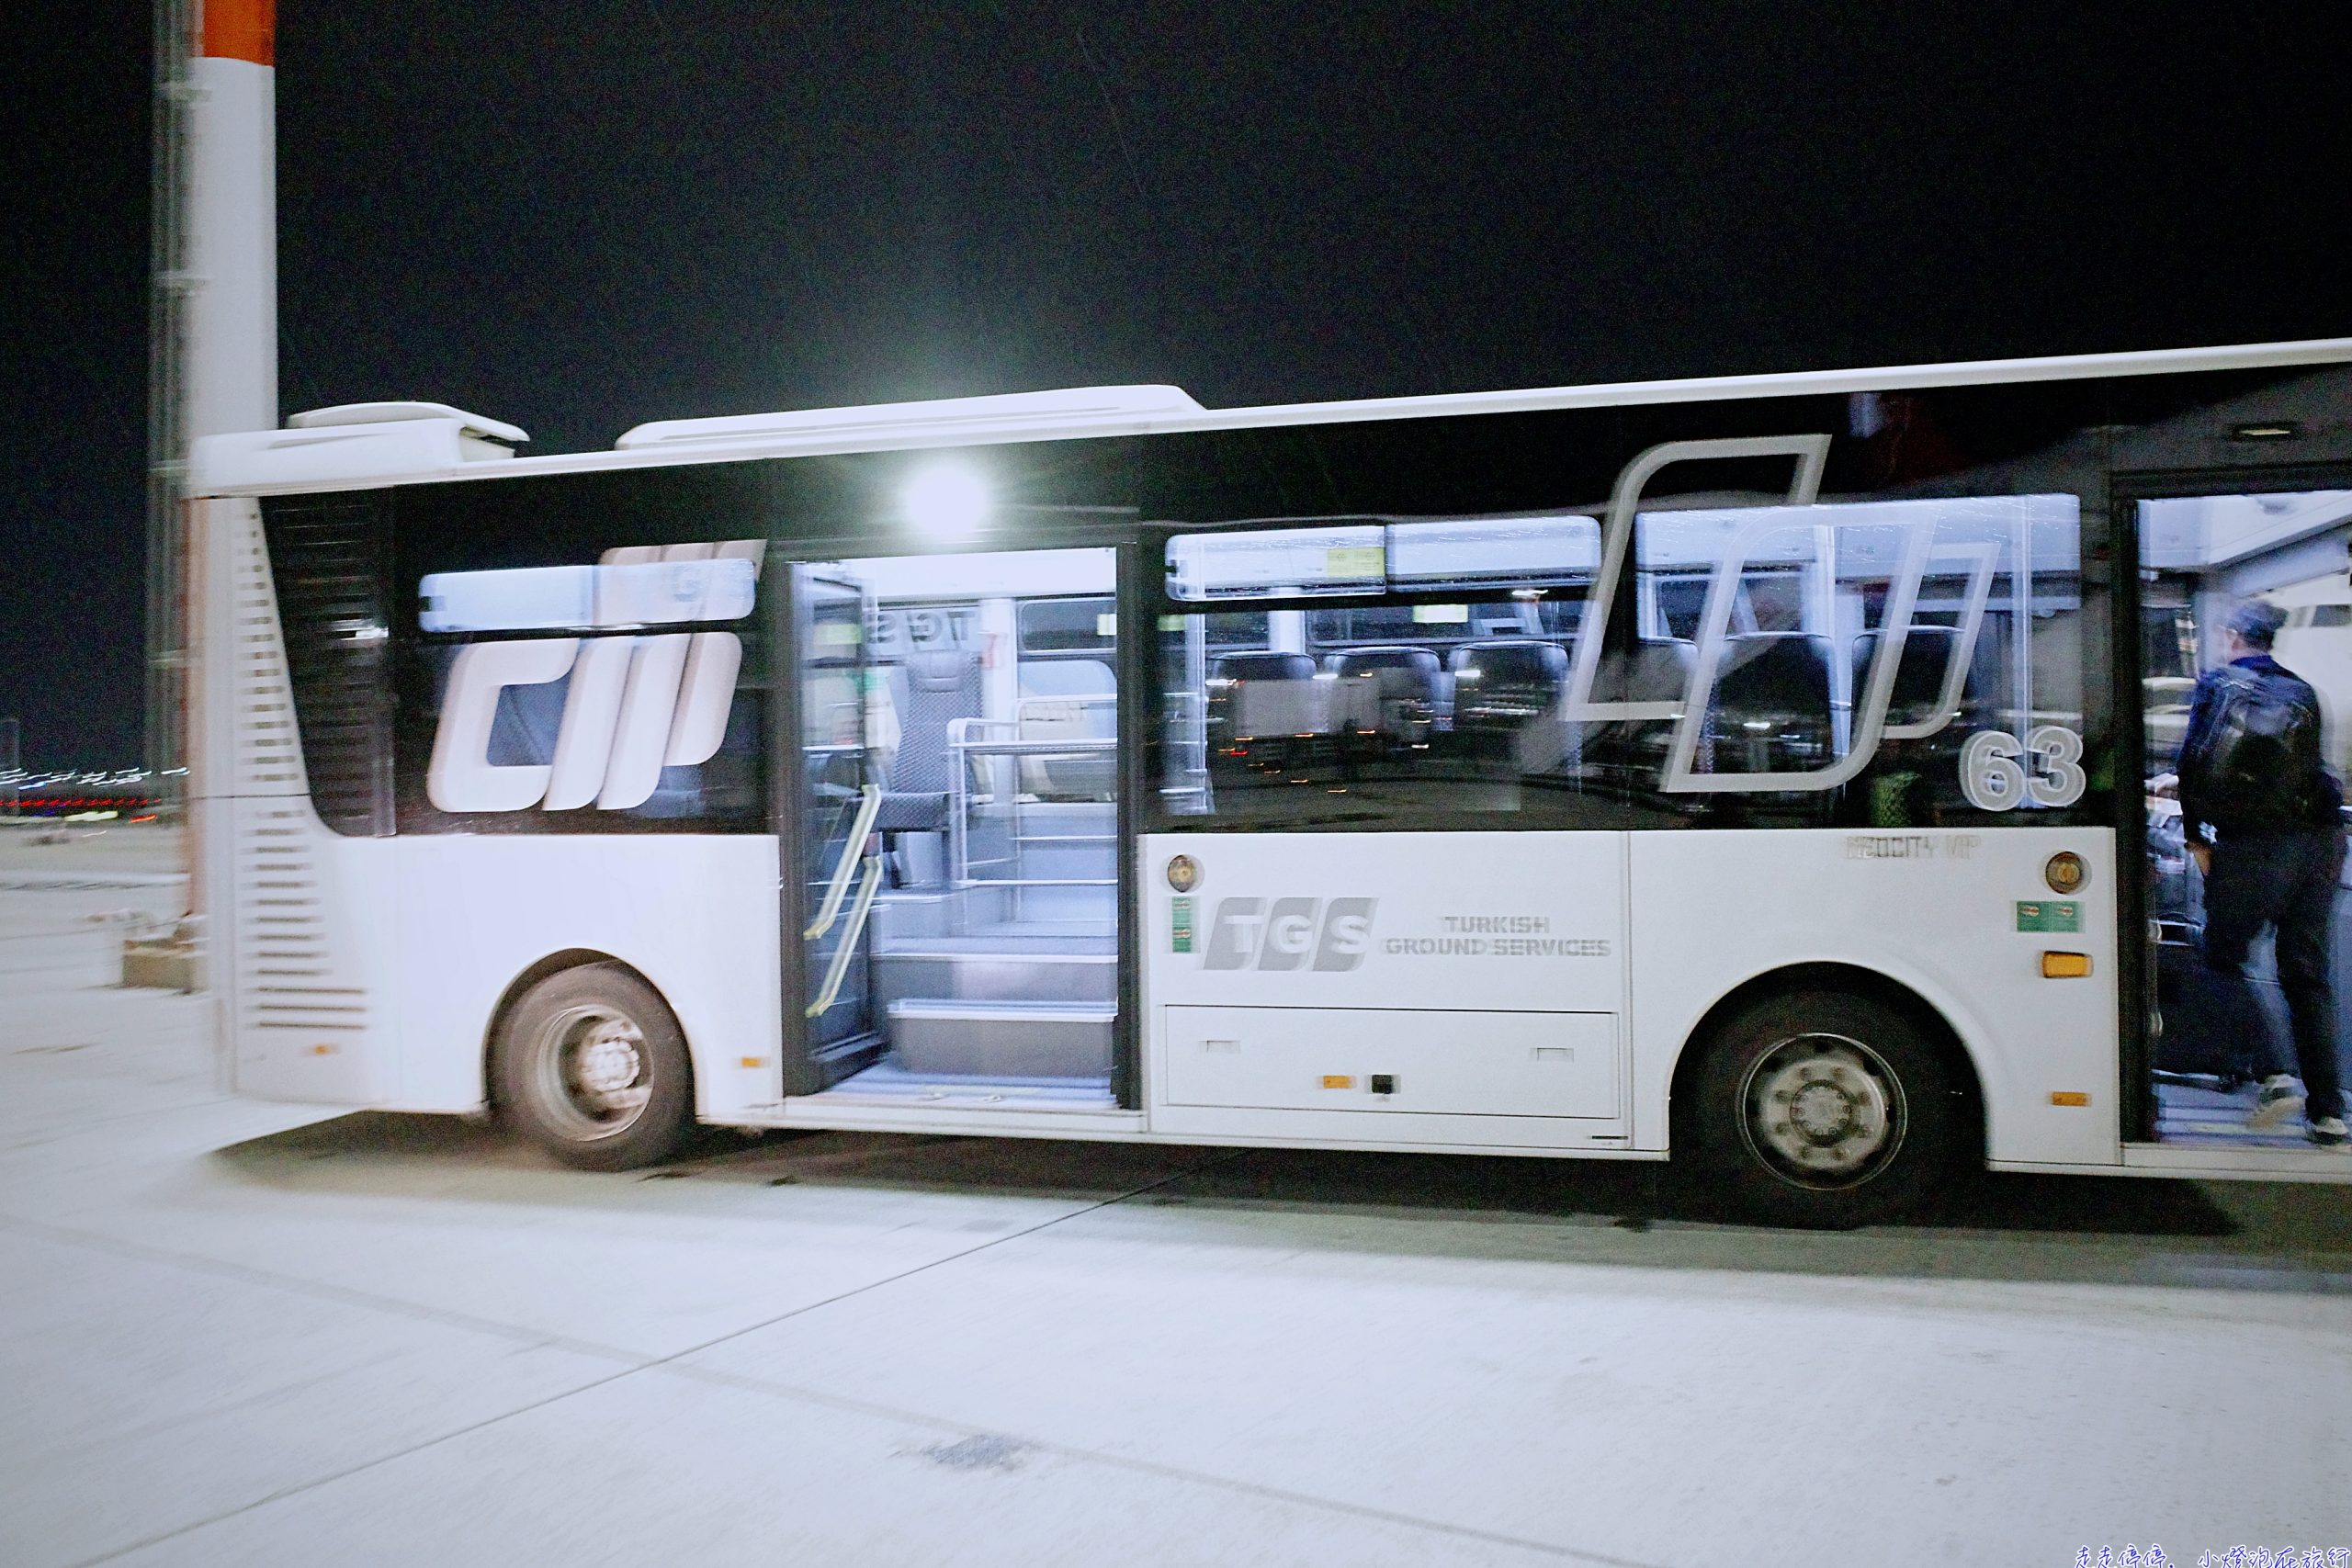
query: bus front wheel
[
  {"left": 493, "top": 963, "right": 694, "bottom": 1172},
  {"left": 1684, "top": 989, "right": 1958, "bottom": 1228}
]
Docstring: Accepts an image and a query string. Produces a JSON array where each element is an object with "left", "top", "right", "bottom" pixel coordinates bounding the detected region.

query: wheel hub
[
  {"left": 532, "top": 1005, "right": 652, "bottom": 1137},
  {"left": 576, "top": 1026, "right": 643, "bottom": 1099},
  {"left": 1789, "top": 1078, "right": 1860, "bottom": 1142},
  {"left": 1743, "top": 1033, "right": 1904, "bottom": 1188}
]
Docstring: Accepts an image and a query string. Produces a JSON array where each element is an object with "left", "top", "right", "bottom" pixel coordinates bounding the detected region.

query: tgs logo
[{"left": 1202, "top": 897, "right": 1376, "bottom": 973}]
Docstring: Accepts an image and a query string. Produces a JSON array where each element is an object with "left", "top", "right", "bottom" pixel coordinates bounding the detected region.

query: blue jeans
[{"left": 2202, "top": 827, "right": 2346, "bottom": 1122}]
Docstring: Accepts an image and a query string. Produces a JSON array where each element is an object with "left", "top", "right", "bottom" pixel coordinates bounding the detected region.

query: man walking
[{"left": 2179, "top": 599, "right": 2348, "bottom": 1145}]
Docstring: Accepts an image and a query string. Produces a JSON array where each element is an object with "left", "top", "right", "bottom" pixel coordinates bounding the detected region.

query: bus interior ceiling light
[{"left": 901, "top": 463, "right": 991, "bottom": 540}]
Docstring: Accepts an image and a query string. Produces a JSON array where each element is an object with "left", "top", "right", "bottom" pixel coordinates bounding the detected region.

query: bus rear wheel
[
  {"left": 493, "top": 963, "right": 694, "bottom": 1172},
  {"left": 1685, "top": 989, "right": 1957, "bottom": 1228}
]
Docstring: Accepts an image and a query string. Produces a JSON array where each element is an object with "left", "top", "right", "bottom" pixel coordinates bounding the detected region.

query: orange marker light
[
  {"left": 2041, "top": 952, "right": 2092, "bottom": 978},
  {"left": 739, "top": 1057, "right": 765, "bottom": 1069},
  {"left": 1321, "top": 1075, "right": 1354, "bottom": 1089},
  {"left": 2050, "top": 1091, "right": 2091, "bottom": 1107}
]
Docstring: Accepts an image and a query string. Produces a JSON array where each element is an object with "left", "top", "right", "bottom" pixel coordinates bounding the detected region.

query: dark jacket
[{"left": 2178, "top": 653, "right": 2342, "bottom": 840}]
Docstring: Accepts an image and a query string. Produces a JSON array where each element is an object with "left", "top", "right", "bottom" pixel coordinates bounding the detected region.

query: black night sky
[{"left": 8, "top": 6, "right": 2350, "bottom": 773}]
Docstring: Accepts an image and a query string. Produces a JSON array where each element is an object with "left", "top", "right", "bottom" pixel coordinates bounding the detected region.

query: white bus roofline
[{"left": 187, "top": 335, "right": 2352, "bottom": 498}]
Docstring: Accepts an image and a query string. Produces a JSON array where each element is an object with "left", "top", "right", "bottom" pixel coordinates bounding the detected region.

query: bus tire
[
  {"left": 1684, "top": 989, "right": 1955, "bottom": 1228},
  {"left": 492, "top": 963, "right": 694, "bottom": 1172}
]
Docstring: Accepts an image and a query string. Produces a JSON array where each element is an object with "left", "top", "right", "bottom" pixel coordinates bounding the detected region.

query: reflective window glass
[{"left": 1161, "top": 493, "right": 2086, "bottom": 829}]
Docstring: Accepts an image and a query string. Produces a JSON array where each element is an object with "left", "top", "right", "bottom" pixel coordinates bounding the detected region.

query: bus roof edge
[
  {"left": 615, "top": 385, "right": 1206, "bottom": 451},
  {"left": 187, "top": 339, "right": 2352, "bottom": 496},
  {"left": 287, "top": 402, "right": 530, "bottom": 446}
]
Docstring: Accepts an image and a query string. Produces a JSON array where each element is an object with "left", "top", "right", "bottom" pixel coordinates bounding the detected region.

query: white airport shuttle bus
[{"left": 185, "top": 341, "right": 2352, "bottom": 1224}]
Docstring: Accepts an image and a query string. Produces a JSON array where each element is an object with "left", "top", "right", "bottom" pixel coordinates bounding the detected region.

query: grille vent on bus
[
  {"left": 259, "top": 495, "right": 394, "bottom": 835},
  {"left": 230, "top": 513, "right": 305, "bottom": 798},
  {"left": 233, "top": 800, "right": 370, "bottom": 1039}
]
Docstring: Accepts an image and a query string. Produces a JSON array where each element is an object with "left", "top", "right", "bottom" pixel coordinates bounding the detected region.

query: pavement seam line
[
  {"left": 0, "top": 1211, "right": 653, "bottom": 1367},
  {"left": 614, "top": 1149, "right": 1255, "bottom": 1362},
  {"left": 55, "top": 1359, "right": 664, "bottom": 1568},
  {"left": 630, "top": 1160, "right": 1673, "bottom": 1568},
  {"left": 63, "top": 1150, "right": 1670, "bottom": 1568},
  {"left": 53, "top": 1152, "right": 1248, "bottom": 1566}
]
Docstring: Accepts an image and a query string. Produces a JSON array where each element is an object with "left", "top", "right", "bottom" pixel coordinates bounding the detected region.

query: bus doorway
[
  {"left": 781, "top": 547, "right": 1125, "bottom": 1111},
  {"left": 2132, "top": 475, "right": 2352, "bottom": 1149}
]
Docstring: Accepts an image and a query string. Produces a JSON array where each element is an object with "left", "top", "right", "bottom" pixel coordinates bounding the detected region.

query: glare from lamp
[{"left": 901, "top": 462, "right": 991, "bottom": 540}]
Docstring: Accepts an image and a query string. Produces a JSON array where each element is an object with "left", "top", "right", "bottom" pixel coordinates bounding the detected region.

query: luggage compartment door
[
  {"left": 1143, "top": 829, "right": 1630, "bottom": 1145},
  {"left": 1165, "top": 1006, "right": 1617, "bottom": 1118}
]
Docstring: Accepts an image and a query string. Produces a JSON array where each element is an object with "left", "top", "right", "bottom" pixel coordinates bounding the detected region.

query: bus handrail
[
  {"left": 803, "top": 783, "right": 881, "bottom": 941},
  {"left": 949, "top": 738, "right": 1117, "bottom": 756},
  {"left": 945, "top": 716, "right": 1117, "bottom": 902},
  {"left": 805, "top": 852, "right": 882, "bottom": 1017}
]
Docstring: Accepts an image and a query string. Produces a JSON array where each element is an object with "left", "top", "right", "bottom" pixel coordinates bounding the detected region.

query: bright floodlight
[{"left": 901, "top": 462, "right": 990, "bottom": 540}]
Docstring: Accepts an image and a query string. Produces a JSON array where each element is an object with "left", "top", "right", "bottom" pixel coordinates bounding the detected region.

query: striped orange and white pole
[
  {"left": 179, "top": 0, "right": 277, "bottom": 1005},
  {"left": 201, "top": 0, "right": 275, "bottom": 67},
  {"left": 185, "top": 0, "right": 277, "bottom": 440}
]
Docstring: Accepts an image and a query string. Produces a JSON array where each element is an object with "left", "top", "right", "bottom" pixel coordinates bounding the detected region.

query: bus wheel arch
[
  {"left": 484, "top": 951, "right": 697, "bottom": 1171},
  {"left": 1666, "top": 963, "right": 1985, "bottom": 1226}
]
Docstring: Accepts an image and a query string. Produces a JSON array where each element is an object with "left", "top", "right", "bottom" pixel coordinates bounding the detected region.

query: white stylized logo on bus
[
  {"left": 1547, "top": 434, "right": 2085, "bottom": 809},
  {"left": 423, "top": 547, "right": 757, "bottom": 814},
  {"left": 1202, "top": 897, "right": 1376, "bottom": 972}
]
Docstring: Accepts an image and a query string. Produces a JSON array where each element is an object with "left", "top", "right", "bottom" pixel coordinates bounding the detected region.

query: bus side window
[{"left": 1158, "top": 492, "right": 2091, "bottom": 830}]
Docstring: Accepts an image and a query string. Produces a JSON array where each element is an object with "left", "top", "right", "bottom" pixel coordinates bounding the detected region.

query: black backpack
[{"left": 2190, "top": 664, "right": 2324, "bottom": 829}]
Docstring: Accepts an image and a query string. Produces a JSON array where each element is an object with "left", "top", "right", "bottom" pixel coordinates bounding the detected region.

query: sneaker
[
  {"left": 2251, "top": 1076, "right": 2308, "bottom": 1129},
  {"left": 2309, "top": 1117, "right": 2350, "bottom": 1147}
]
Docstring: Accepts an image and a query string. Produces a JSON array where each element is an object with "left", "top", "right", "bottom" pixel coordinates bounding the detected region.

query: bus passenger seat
[
  {"left": 1017, "top": 682, "right": 1116, "bottom": 801},
  {"left": 1848, "top": 625, "right": 1997, "bottom": 820},
  {"left": 1590, "top": 638, "right": 1694, "bottom": 705},
  {"left": 876, "top": 649, "right": 981, "bottom": 833},
  {"left": 1324, "top": 647, "right": 1453, "bottom": 743},
  {"left": 1210, "top": 652, "right": 1328, "bottom": 740},
  {"left": 1554, "top": 638, "right": 1693, "bottom": 782},
  {"left": 1849, "top": 626, "right": 1963, "bottom": 732},
  {"left": 1450, "top": 640, "right": 1568, "bottom": 743},
  {"left": 1708, "top": 633, "right": 1835, "bottom": 771}
]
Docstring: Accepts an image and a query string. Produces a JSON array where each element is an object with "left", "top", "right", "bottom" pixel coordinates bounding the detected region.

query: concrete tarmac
[{"left": 4, "top": 826, "right": 2349, "bottom": 1566}]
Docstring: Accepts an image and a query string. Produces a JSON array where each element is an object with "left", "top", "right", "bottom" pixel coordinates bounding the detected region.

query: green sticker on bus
[
  {"left": 2016, "top": 900, "right": 2081, "bottom": 933},
  {"left": 1170, "top": 897, "right": 1194, "bottom": 953},
  {"left": 1323, "top": 545, "right": 1385, "bottom": 579}
]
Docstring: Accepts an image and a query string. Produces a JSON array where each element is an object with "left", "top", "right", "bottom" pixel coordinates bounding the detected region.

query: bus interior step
[
  {"left": 887, "top": 998, "right": 1115, "bottom": 1079},
  {"left": 872, "top": 946, "right": 1115, "bottom": 1010}
]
